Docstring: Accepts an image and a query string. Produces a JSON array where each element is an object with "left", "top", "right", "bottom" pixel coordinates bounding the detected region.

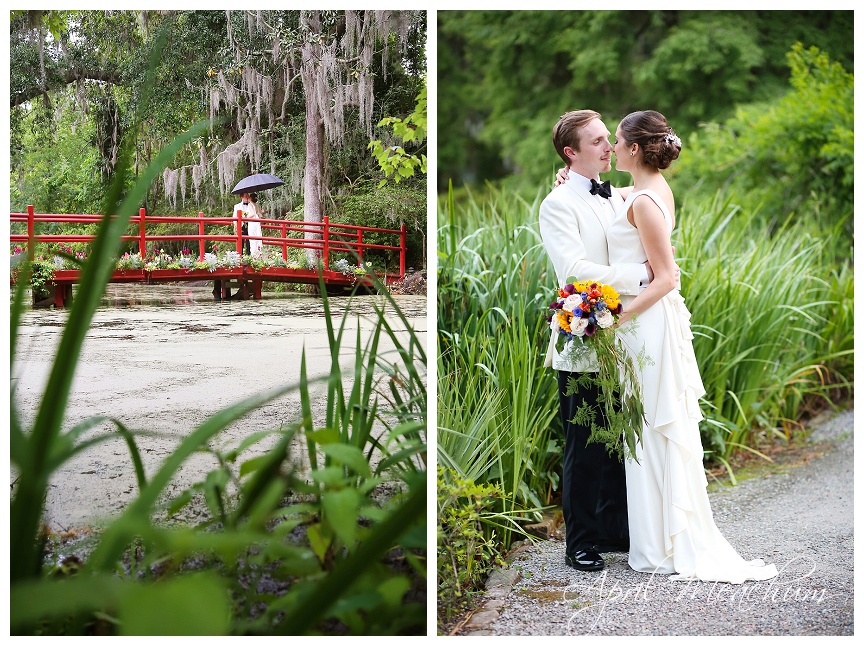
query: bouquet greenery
[{"left": 548, "top": 278, "right": 647, "bottom": 462}]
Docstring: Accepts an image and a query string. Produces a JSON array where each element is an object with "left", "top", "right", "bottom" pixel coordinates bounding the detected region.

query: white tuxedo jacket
[{"left": 538, "top": 175, "right": 646, "bottom": 372}]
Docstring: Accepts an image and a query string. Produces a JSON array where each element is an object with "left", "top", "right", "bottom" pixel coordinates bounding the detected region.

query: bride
[{"left": 564, "top": 110, "right": 778, "bottom": 583}]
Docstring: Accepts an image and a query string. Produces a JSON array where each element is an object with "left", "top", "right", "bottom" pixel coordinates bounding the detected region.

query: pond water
[{"left": 12, "top": 283, "right": 427, "bottom": 529}]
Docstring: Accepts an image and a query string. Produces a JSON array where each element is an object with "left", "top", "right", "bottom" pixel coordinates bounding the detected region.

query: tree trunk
[
  {"left": 303, "top": 91, "right": 324, "bottom": 268},
  {"left": 300, "top": 11, "right": 325, "bottom": 269}
]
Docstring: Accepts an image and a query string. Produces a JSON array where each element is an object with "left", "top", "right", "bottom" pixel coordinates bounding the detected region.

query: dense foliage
[
  {"left": 438, "top": 9, "right": 853, "bottom": 190},
  {"left": 672, "top": 43, "right": 853, "bottom": 237}
]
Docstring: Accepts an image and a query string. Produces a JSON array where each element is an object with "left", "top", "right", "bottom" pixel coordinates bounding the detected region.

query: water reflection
[{"left": 97, "top": 283, "right": 296, "bottom": 307}]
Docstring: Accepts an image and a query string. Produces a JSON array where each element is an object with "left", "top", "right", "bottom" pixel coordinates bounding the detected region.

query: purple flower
[
  {"left": 563, "top": 283, "right": 575, "bottom": 294},
  {"left": 584, "top": 322, "right": 596, "bottom": 337}
]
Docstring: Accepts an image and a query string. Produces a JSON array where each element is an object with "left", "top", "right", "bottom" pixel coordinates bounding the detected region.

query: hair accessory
[{"left": 664, "top": 132, "right": 682, "bottom": 147}]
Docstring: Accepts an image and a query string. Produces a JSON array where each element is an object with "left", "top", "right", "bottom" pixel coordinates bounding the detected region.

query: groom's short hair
[{"left": 553, "top": 110, "right": 602, "bottom": 164}]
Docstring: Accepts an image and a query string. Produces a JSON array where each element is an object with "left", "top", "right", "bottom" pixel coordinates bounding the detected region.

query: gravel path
[{"left": 464, "top": 410, "right": 853, "bottom": 636}]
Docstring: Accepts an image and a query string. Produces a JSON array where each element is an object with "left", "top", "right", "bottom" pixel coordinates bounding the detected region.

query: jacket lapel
[{"left": 564, "top": 180, "right": 609, "bottom": 231}]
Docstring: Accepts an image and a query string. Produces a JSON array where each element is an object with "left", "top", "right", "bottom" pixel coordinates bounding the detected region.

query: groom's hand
[{"left": 643, "top": 259, "right": 654, "bottom": 283}]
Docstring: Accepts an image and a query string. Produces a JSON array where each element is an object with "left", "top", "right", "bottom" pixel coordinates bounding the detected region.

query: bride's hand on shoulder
[{"left": 554, "top": 167, "right": 569, "bottom": 187}]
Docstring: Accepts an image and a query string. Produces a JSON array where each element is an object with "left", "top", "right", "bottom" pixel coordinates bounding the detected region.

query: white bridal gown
[{"left": 607, "top": 189, "right": 778, "bottom": 584}]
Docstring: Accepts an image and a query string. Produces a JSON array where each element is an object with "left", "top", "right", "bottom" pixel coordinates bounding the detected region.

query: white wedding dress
[{"left": 607, "top": 189, "right": 778, "bottom": 583}]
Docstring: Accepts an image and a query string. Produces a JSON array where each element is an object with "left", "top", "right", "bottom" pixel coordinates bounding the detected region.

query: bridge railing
[{"left": 10, "top": 205, "right": 407, "bottom": 276}]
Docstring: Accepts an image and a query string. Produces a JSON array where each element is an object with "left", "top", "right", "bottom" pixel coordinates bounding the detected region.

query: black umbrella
[{"left": 231, "top": 173, "right": 285, "bottom": 195}]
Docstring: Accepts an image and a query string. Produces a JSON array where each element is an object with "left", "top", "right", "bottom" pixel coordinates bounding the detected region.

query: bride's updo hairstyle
[{"left": 619, "top": 110, "right": 681, "bottom": 170}]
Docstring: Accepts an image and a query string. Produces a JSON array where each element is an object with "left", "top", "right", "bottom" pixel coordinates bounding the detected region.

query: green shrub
[
  {"left": 331, "top": 180, "right": 426, "bottom": 271},
  {"left": 437, "top": 467, "right": 505, "bottom": 623}
]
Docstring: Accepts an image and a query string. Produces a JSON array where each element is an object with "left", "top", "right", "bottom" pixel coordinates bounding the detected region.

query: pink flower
[
  {"left": 562, "top": 294, "right": 583, "bottom": 313},
  {"left": 570, "top": 317, "right": 589, "bottom": 336},
  {"left": 596, "top": 310, "right": 614, "bottom": 328}
]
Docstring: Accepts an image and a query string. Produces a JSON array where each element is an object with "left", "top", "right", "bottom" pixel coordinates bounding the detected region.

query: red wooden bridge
[{"left": 11, "top": 206, "right": 408, "bottom": 306}]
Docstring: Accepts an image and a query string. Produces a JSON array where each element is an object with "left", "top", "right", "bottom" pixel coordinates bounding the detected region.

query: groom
[{"left": 538, "top": 110, "right": 651, "bottom": 571}]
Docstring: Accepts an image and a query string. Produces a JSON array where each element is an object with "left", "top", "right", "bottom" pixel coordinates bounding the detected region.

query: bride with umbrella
[{"left": 230, "top": 173, "right": 284, "bottom": 256}]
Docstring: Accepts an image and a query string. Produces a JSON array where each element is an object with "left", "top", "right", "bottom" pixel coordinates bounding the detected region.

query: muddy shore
[{"left": 11, "top": 284, "right": 427, "bottom": 530}]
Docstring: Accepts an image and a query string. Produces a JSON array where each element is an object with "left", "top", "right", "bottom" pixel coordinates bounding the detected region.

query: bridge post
[
  {"left": 53, "top": 283, "right": 72, "bottom": 308},
  {"left": 27, "top": 205, "right": 35, "bottom": 261},
  {"left": 236, "top": 209, "right": 243, "bottom": 255},
  {"left": 400, "top": 223, "right": 406, "bottom": 277},
  {"left": 357, "top": 229, "right": 363, "bottom": 264},
  {"left": 323, "top": 215, "right": 330, "bottom": 270},
  {"left": 139, "top": 208, "right": 147, "bottom": 258},
  {"left": 281, "top": 222, "right": 287, "bottom": 261},
  {"left": 198, "top": 213, "right": 205, "bottom": 260}
]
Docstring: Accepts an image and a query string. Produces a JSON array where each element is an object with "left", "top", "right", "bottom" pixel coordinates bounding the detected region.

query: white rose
[
  {"left": 562, "top": 294, "right": 582, "bottom": 313},
  {"left": 595, "top": 310, "right": 614, "bottom": 329},
  {"left": 570, "top": 316, "right": 589, "bottom": 336}
]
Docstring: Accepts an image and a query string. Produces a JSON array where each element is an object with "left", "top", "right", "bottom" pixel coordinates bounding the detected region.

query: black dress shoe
[{"left": 565, "top": 549, "right": 605, "bottom": 571}]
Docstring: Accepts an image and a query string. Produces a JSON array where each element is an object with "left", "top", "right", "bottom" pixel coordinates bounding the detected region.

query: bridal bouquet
[{"left": 548, "top": 279, "right": 646, "bottom": 462}]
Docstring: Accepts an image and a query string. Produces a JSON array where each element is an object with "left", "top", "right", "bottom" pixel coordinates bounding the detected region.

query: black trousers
[{"left": 558, "top": 371, "right": 629, "bottom": 553}]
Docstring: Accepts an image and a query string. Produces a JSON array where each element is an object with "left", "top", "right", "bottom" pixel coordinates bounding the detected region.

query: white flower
[
  {"left": 562, "top": 294, "right": 582, "bottom": 313},
  {"left": 596, "top": 310, "right": 615, "bottom": 329},
  {"left": 550, "top": 314, "right": 561, "bottom": 334},
  {"left": 223, "top": 250, "right": 242, "bottom": 267},
  {"left": 570, "top": 316, "right": 589, "bottom": 336},
  {"left": 204, "top": 252, "right": 218, "bottom": 272}
]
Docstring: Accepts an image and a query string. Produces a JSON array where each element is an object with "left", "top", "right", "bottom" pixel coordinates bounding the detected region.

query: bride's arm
[{"left": 617, "top": 197, "right": 678, "bottom": 326}]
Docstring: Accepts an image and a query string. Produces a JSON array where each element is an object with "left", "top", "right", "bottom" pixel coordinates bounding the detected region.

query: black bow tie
[{"left": 590, "top": 179, "right": 612, "bottom": 199}]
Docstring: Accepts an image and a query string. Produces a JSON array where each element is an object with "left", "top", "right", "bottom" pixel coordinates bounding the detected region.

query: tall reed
[
  {"left": 438, "top": 184, "right": 560, "bottom": 548},
  {"left": 675, "top": 191, "right": 853, "bottom": 464}
]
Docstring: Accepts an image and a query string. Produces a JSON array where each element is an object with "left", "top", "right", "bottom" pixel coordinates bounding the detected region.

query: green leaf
[
  {"left": 117, "top": 573, "right": 231, "bottom": 636},
  {"left": 307, "top": 523, "right": 332, "bottom": 564},
  {"left": 310, "top": 466, "right": 349, "bottom": 488},
  {"left": 306, "top": 427, "right": 340, "bottom": 445},
  {"left": 377, "top": 575, "right": 411, "bottom": 606},
  {"left": 167, "top": 488, "right": 195, "bottom": 516},
  {"left": 224, "top": 429, "right": 279, "bottom": 462},
  {"left": 239, "top": 454, "right": 271, "bottom": 479},
  {"left": 321, "top": 488, "right": 360, "bottom": 548},
  {"left": 321, "top": 443, "right": 372, "bottom": 478}
]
